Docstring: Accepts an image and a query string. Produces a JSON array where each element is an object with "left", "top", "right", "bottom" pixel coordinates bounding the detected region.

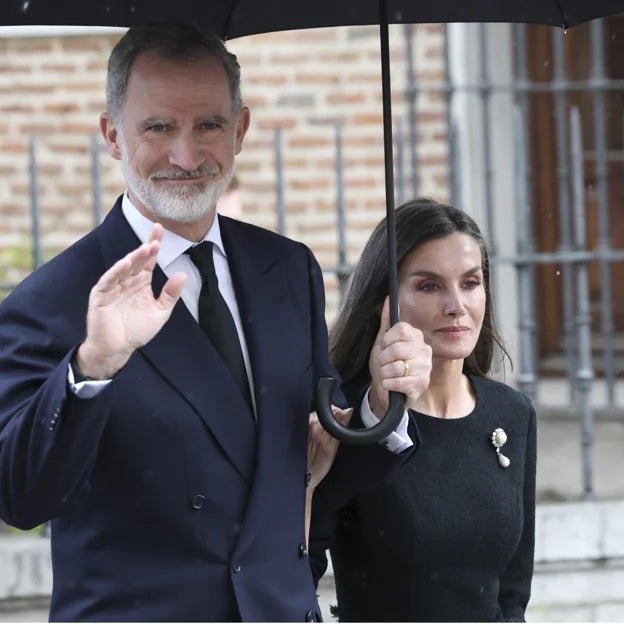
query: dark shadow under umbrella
[{"left": 4, "top": 0, "right": 624, "bottom": 443}]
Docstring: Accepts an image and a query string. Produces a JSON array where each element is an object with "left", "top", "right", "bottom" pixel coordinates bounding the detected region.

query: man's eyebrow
[{"left": 137, "top": 117, "right": 175, "bottom": 129}]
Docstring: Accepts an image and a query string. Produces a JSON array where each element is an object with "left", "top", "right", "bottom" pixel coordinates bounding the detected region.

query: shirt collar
[{"left": 121, "top": 193, "right": 227, "bottom": 269}]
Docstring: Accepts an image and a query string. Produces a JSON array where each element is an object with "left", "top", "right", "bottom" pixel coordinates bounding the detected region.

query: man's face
[{"left": 102, "top": 52, "right": 249, "bottom": 224}]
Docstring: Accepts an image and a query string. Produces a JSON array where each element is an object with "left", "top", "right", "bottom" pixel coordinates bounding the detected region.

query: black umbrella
[
  {"left": 5, "top": 0, "right": 624, "bottom": 33},
  {"left": 4, "top": 0, "right": 624, "bottom": 444}
]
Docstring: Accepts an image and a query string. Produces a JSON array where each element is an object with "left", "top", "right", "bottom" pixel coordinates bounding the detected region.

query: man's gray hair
[{"left": 106, "top": 21, "right": 243, "bottom": 121}]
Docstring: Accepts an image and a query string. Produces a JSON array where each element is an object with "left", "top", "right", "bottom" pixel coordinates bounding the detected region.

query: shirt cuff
[
  {"left": 359, "top": 387, "right": 413, "bottom": 453},
  {"left": 67, "top": 363, "right": 111, "bottom": 399}
]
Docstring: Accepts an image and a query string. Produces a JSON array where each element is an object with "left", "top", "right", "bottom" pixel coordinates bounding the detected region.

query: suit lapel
[
  {"left": 220, "top": 218, "right": 308, "bottom": 552},
  {"left": 97, "top": 202, "right": 256, "bottom": 483},
  {"left": 220, "top": 217, "right": 299, "bottom": 445}
]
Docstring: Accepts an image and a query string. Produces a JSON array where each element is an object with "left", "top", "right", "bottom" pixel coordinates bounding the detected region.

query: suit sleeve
[
  {"left": 498, "top": 401, "right": 537, "bottom": 621},
  {"left": 0, "top": 286, "right": 114, "bottom": 529}
]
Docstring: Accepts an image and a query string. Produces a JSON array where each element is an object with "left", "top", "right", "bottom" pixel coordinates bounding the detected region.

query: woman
[{"left": 310, "top": 198, "right": 536, "bottom": 622}]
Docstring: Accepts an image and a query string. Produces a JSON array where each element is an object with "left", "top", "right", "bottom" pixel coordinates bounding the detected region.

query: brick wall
[{"left": 0, "top": 24, "right": 448, "bottom": 317}]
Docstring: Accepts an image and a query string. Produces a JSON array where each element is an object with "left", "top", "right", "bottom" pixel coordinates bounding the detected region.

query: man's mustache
[{"left": 151, "top": 167, "right": 220, "bottom": 181}]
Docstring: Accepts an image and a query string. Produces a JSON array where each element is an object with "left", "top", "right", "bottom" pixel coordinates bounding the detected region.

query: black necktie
[{"left": 187, "top": 241, "right": 252, "bottom": 410}]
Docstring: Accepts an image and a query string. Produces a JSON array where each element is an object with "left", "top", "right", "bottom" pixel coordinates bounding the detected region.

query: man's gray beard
[{"left": 120, "top": 152, "right": 232, "bottom": 223}]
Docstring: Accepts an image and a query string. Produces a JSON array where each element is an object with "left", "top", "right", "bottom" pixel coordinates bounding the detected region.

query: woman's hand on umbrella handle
[{"left": 368, "top": 296, "right": 432, "bottom": 415}]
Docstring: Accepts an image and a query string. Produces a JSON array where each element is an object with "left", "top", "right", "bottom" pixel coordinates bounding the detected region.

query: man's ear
[
  {"left": 100, "top": 113, "right": 122, "bottom": 161},
  {"left": 234, "top": 106, "right": 251, "bottom": 155}
]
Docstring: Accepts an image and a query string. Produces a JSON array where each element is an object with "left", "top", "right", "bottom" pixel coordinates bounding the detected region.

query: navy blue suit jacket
[{"left": 0, "top": 198, "right": 413, "bottom": 622}]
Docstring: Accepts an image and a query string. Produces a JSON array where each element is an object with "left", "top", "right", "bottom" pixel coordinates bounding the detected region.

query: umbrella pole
[
  {"left": 314, "top": 0, "right": 406, "bottom": 444},
  {"left": 379, "top": 0, "right": 400, "bottom": 327},
  {"left": 376, "top": 0, "right": 406, "bottom": 425}
]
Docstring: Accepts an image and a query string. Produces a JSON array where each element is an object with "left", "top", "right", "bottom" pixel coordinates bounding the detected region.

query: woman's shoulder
[{"left": 470, "top": 373, "right": 535, "bottom": 418}]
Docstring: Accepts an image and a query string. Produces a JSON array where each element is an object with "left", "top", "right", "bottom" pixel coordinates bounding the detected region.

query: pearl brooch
[{"left": 491, "top": 427, "right": 510, "bottom": 468}]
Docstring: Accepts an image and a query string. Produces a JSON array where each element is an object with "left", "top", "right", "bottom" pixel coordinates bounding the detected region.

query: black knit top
[{"left": 311, "top": 374, "right": 536, "bottom": 622}]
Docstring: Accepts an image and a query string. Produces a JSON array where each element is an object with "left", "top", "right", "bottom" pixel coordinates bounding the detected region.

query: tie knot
[{"left": 186, "top": 241, "right": 216, "bottom": 279}]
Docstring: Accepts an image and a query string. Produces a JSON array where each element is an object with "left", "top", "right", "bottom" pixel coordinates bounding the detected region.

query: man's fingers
[
  {"left": 146, "top": 223, "right": 164, "bottom": 245},
  {"left": 158, "top": 272, "right": 188, "bottom": 310},
  {"left": 95, "top": 241, "right": 159, "bottom": 294},
  {"left": 331, "top": 405, "right": 353, "bottom": 427}
]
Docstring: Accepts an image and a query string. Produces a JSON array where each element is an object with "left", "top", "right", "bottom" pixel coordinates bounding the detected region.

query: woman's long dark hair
[{"left": 330, "top": 198, "right": 510, "bottom": 383}]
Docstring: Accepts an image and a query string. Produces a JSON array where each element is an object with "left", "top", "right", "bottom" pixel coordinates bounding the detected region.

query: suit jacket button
[
  {"left": 298, "top": 543, "right": 308, "bottom": 558},
  {"left": 191, "top": 494, "right": 205, "bottom": 510},
  {"left": 305, "top": 610, "right": 315, "bottom": 621}
]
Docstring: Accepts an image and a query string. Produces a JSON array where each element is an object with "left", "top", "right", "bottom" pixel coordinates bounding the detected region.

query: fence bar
[
  {"left": 443, "top": 24, "right": 457, "bottom": 208},
  {"left": 570, "top": 107, "right": 596, "bottom": 500},
  {"left": 512, "top": 25, "right": 538, "bottom": 402},
  {"left": 513, "top": 105, "right": 537, "bottom": 403},
  {"left": 403, "top": 23, "right": 419, "bottom": 197},
  {"left": 496, "top": 248, "right": 624, "bottom": 265},
  {"left": 449, "top": 119, "right": 461, "bottom": 213},
  {"left": 274, "top": 127, "right": 286, "bottom": 235},
  {"left": 590, "top": 19, "right": 616, "bottom": 407},
  {"left": 389, "top": 77, "right": 624, "bottom": 95},
  {"left": 28, "top": 135, "right": 42, "bottom": 270},
  {"left": 396, "top": 119, "right": 405, "bottom": 206},
  {"left": 478, "top": 23, "right": 495, "bottom": 250},
  {"left": 90, "top": 133, "right": 103, "bottom": 227},
  {"left": 552, "top": 30, "right": 577, "bottom": 401},
  {"left": 334, "top": 121, "right": 350, "bottom": 297}
]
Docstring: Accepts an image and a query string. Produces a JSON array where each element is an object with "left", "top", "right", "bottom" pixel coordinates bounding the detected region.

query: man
[{"left": 0, "top": 22, "right": 431, "bottom": 622}]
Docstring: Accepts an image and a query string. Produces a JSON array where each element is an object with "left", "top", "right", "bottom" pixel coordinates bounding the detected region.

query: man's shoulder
[
  {"left": 220, "top": 215, "right": 302, "bottom": 247},
  {"left": 219, "top": 215, "right": 315, "bottom": 264}
]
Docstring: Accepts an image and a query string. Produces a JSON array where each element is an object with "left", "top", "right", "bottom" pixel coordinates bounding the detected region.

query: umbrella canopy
[
  {"left": 4, "top": 0, "right": 624, "bottom": 443},
  {"left": 4, "top": 0, "right": 624, "bottom": 33}
]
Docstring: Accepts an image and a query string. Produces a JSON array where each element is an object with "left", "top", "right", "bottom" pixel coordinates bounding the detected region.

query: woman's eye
[{"left": 418, "top": 282, "right": 438, "bottom": 293}]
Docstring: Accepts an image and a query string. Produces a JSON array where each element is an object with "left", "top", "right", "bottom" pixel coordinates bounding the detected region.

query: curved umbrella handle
[
  {"left": 316, "top": 2, "right": 406, "bottom": 446},
  {"left": 315, "top": 376, "right": 405, "bottom": 445}
]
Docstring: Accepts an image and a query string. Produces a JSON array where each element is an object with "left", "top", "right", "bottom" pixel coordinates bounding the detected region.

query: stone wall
[{"left": 2, "top": 500, "right": 623, "bottom": 621}]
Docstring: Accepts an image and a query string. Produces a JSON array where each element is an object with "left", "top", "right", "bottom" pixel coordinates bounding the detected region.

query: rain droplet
[
  {"left": 21, "top": 0, "right": 30, "bottom": 12},
  {"left": 130, "top": 5, "right": 136, "bottom": 12},
  {"left": 563, "top": 28, "right": 568, "bottom": 35},
  {"left": 556, "top": 270, "right": 561, "bottom": 276}
]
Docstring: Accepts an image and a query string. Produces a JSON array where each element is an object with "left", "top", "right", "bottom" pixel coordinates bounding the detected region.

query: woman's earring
[{"left": 491, "top": 428, "right": 510, "bottom": 468}]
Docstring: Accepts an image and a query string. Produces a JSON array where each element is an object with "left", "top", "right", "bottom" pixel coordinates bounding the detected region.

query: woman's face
[{"left": 398, "top": 232, "right": 486, "bottom": 363}]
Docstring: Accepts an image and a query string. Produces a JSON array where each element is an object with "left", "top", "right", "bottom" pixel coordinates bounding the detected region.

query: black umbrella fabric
[
  {"left": 4, "top": 0, "right": 624, "bottom": 33},
  {"left": 4, "top": 0, "right": 624, "bottom": 443}
]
